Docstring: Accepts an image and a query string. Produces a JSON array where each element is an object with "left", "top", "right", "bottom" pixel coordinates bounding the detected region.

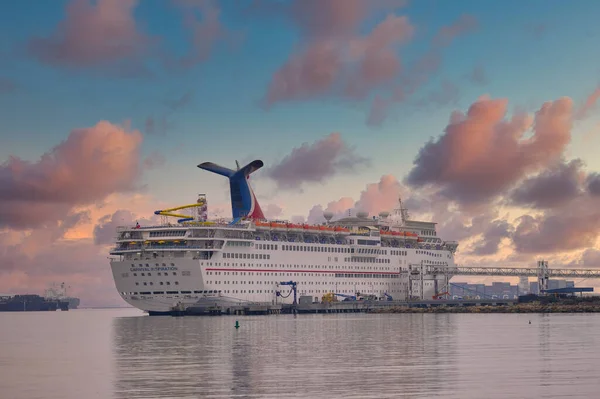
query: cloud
[
  {"left": 587, "top": 173, "right": 600, "bottom": 196},
  {"left": 263, "top": 203, "right": 283, "bottom": 220},
  {"left": 576, "top": 86, "right": 600, "bottom": 120},
  {"left": 508, "top": 159, "right": 585, "bottom": 209},
  {"left": 0, "top": 121, "right": 143, "bottom": 229},
  {"left": 469, "top": 219, "right": 514, "bottom": 256},
  {"left": 167, "top": 0, "right": 236, "bottom": 70},
  {"left": 405, "top": 96, "right": 573, "bottom": 206},
  {"left": 512, "top": 200, "right": 600, "bottom": 254},
  {"left": 366, "top": 14, "right": 478, "bottom": 126},
  {"left": 93, "top": 209, "right": 158, "bottom": 245},
  {"left": 26, "top": 0, "right": 230, "bottom": 75},
  {"left": 264, "top": 1, "right": 413, "bottom": 105},
  {"left": 306, "top": 175, "right": 404, "bottom": 224},
  {"left": 0, "top": 196, "right": 162, "bottom": 307},
  {"left": 27, "top": 0, "right": 152, "bottom": 70},
  {"left": 265, "top": 133, "right": 369, "bottom": 190}
]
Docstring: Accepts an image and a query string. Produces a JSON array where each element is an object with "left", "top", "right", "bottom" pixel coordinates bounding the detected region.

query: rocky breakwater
[{"left": 375, "top": 298, "right": 600, "bottom": 314}]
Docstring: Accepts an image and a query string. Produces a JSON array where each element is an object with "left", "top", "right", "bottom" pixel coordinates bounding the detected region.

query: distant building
[
  {"left": 518, "top": 276, "right": 529, "bottom": 295},
  {"left": 451, "top": 279, "right": 576, "bottom": 298}
]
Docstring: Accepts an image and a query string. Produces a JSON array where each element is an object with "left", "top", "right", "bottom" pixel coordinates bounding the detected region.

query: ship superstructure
[
  {"left": 108, "top": 160, "right": 459, "bottom": 314},
  {"left": 44, "top": 282, "right": 80, "bottom": 309}
]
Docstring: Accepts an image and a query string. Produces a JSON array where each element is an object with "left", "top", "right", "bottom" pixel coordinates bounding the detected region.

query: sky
[{"left": 2, "top": 0, "right": 600, "bottom": 306}]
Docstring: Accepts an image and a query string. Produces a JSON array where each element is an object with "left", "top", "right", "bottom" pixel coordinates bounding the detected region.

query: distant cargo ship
[
  {"left": 0, "top": 294, "right": 69, "bottom": 312},
  {"left": 44, "top": 282, "right": 80, "bottom": 309}
]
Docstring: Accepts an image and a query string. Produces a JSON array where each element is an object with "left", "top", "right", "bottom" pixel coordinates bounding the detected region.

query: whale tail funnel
[{"left": 198, "top": 160, "right": 265, "bottom": 220}]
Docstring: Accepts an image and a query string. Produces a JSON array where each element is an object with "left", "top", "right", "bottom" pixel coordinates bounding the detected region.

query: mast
[{"left": 393, "top": 196, "right": 410, "bottom": 225}]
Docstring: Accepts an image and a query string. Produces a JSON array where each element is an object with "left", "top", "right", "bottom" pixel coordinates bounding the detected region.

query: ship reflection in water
[
  {"left": 112, "top": 314, "right": 456, "bottom": 398},
  {"left": 112, "top": 313, "right": 600, "bottom": 399}
]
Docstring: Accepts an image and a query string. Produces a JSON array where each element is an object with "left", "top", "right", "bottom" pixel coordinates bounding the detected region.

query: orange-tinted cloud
[
  {"left": 27, "top": 0, "right": 151, "bottom": 69},
  {"left": 0, "top": 121, "right": 143, "bottom": 228},
  {"left": 406, "top": 96, "right": 573, "bottom": 206},
  {"left": 306, "top": 175, "right": 404, "bottom": 224},
  {"left": 576, "top": 86, "right": 600, "bottom": 119},
  {"left": 264, "top": 1, "right": 413, "bottom": 105}
]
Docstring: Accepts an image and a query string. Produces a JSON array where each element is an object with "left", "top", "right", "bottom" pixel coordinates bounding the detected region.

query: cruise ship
[{"left": 109, "top": 160, "right": 459, "bottom": 314}]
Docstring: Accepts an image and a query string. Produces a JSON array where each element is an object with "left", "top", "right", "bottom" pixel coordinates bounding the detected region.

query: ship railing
[
  {"left": 110, "top": 244, "right": 223, "bottom": 252},
  {"left": 116, "top": 223, "right": 253, "bottom": 231}
]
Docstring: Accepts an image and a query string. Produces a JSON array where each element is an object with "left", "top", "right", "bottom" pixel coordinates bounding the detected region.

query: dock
[
  {"left": 168, "top": 298, "right": 517, "bottom": 316},
  {"left": 288, "top": 298, "right": 518, "bottom": 314},
  {"left": 171, "top": 301, "right": 283, "bottom": 316}
]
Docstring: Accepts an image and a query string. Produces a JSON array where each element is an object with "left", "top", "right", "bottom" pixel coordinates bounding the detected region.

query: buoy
[{"left": 235, "top": 320, "right": 240, "bottom": 329}]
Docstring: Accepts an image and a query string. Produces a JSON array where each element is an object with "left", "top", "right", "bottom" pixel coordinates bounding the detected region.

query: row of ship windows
[
  {"left": 346, "top": 257, "right": 390, "bottom": 263},
  {"left": 136, "top": 281, "right": 179, "bottom": 286},
  {"left": 204, "top": 263, "right": 395, "bottom": 271},
  {"left": 224, "top": 253, "right": 271, "bottom": 260},
  {"left": 131, "top": 263, "right": 177, "bottom": 267},
  {"left": 205, "top": 279, "right": 404, "bottom": 285},
  {"left": 206, "top": 282, "right": 406, "bottom": 288},
  {"left": 123, "top": 290, "right": 222, "bottom": 295},
  {"left": 205, "top": 272, "right": 401, "bottom": 279},
  {"left": 148, "top": 230, "right": 187, "bottom": 237}
]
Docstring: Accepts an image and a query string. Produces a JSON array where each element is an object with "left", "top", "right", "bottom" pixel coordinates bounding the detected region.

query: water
[{"left": 1, "top": 309, "right": 599, "bottom": 398}]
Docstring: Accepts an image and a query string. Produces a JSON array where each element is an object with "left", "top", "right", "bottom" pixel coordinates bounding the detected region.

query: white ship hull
[
  {"left": 110, "top": 232, "right": 456, "bottom": 313},
  {"left": 108, "top": 159, "right": 459, "bottom": 313}
]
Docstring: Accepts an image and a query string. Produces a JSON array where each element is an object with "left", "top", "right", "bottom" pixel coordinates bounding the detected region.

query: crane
[{"left": 276, "top": 281, "right": 297, "bottom": 305}]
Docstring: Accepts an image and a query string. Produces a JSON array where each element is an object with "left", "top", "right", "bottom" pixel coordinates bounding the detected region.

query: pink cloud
[
  {"left": 576, "top": 86, "right": 600, "bottom": 119},
  {"left": 367, "top": 15, "right": 478, "bottom": 126},
  {"left": 0, "top": 121, "right": 143, "bottom": 228},
  {"left": 27, "top": 0, "right": 151, "bottom": 68},
  {"left": 265, "top": 132, "right": 369, "bottom": 190},
  {"left": 306, "top": 175, "right": 404, "bottom": 224},
  {"left": 406, "top": 96, "right": 573, "bottom": 206},
  {"left": 264, "top": 1, "right": 413, "bottom": 105}
]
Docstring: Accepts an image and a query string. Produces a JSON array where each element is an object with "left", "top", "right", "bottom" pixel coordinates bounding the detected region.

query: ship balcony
[{"left": 110, "top": 243, "right": 224, "bottom": 254}]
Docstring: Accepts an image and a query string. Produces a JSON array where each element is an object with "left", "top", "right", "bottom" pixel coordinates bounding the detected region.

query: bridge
[{"left": 408, "top": 260, "right": 600, "bottom": 300}]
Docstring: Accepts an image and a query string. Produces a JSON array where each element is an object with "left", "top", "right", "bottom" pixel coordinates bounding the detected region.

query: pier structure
[
  {"left": 408, "top": 260, "right": 600, "bottom": 300},
  {"left": 168, "top": 261, "right": 600, "bottom": 316}
]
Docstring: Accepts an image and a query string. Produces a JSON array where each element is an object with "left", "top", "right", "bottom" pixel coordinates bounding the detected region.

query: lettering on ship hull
[{"left": 130, "top": 266, "right": 178, "bottom": 272}]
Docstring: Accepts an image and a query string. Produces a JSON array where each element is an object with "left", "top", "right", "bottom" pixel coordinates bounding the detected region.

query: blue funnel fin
[{"left": 197, "top": 162, "right": 235, "bottom": 177}]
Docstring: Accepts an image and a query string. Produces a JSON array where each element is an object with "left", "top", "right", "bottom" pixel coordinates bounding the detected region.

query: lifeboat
[
  {"left": 286, "top": 223, "right": 303, "bottom": 232},
  {"left": 270, "top": 222, "right": 287, "bottom": 229},
  {"left": 380, "top": 230, "right": 392, "bottom": 236},
  {"left": 255, "top": 221, "right": 271, "bottom": 230},
  {"left": 391, "top": 231, "right": 402, "bottom": 236}
]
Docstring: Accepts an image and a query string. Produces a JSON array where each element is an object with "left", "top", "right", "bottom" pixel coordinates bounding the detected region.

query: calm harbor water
[{"left": 1, "top": 308, "right": 599, "bottom": 398}]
